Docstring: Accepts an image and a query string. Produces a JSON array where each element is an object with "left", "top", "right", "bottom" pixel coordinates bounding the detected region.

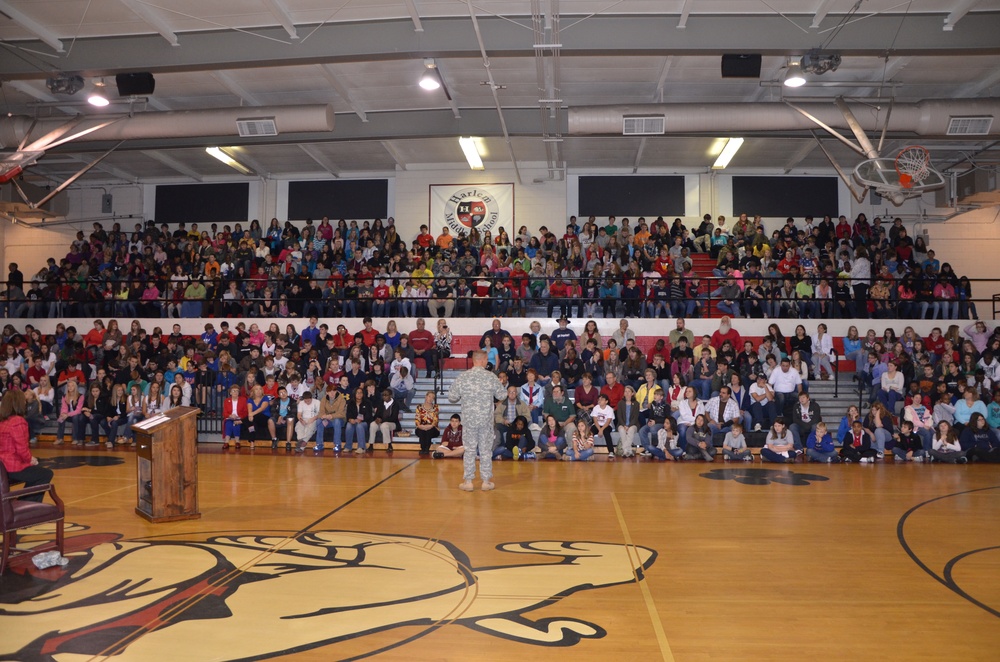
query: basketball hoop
[{"left": 895, "top": 146, "right": 931, "bottom": 189}]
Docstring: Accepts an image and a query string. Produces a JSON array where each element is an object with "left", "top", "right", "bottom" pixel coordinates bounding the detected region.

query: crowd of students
[
  {"left": 0, "top": 210, "right": 979, "bottom": 322},
  {"left": 2, "top": 311, "right": 998, "bottom": 464}
]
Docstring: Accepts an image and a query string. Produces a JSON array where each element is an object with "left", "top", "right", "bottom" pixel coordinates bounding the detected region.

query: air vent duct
[
  {"left": 237, "top": 117, "right": 278, "bottom": 137},
  {"left": 623, "top": 116, "right": 665, "bottom": 136},
  {"left": 947, "top": 117, "right": 993, "bottom": 136}
]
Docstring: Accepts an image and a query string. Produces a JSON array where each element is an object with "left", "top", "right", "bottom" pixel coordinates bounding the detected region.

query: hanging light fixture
[
  {"left": 783, "top": 60, "right": 806, "bottom": 88},
  {"left": 712, "top": 138, "right": 744, "bottom": 170},
  {"left": 206, "top": 147, "right": 256, "bottom": 176},
  {"left": 419, "top": 58, "right": 442, "bottom": 91},
  {"left": 88, "top": 78, "right": 110, "bottom": 106},
  {"left": 458, "top": 137, "right": 484, "bottom": 170}
]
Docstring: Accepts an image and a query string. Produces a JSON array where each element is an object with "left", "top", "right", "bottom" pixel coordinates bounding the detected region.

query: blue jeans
[
  {"left": 750, "top": 401, "right": 775, "bottom": 429},
  {"left": 761, "top": 447, "right": 797, "bottom": 463},
  {"left": 565, "top": 447, "right": 594, "bottom": 461},
  {"left": 57, "top": 414, "right": 85, "bottom": 442},
  {"left": 807, "top": 448, "right": 839, "bottom": 462},
  {"left": 638, "top": 423, "right": 661, "bottom": 450},
  {"left": 316, "top": 418, "right": 345, "bottom": 450},
  {"left": 648, "top": 445, "right": 684, "bottom": 460},
  {"left": 345, "top": 421, "right": 368, "bottom": 451},
  {"left": 877, "top": 389, "right": 901, "bottom": 413},
  {"left": 717, "top": 301, "right": 740, "bottom": 317},
  {"left": 690, "top": 378, "right": 712, "bottom": 400}
]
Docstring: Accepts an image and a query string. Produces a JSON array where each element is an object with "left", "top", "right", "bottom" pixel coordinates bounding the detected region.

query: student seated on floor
[{"left": 433, "top": 414, "right": 465, "bottom": 459}]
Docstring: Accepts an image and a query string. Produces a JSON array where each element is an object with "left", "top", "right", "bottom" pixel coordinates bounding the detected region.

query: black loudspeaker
[
  {"left": 721, "top": 54, "right": 762, "bottom": 78},
  {"left": 116, "top": 73, "right": 156, "bottom": 96}
]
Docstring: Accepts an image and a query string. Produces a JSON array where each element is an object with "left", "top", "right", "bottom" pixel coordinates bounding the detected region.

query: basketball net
[{"left": 895, "top": 146, "right": 931, "bottom": 190}]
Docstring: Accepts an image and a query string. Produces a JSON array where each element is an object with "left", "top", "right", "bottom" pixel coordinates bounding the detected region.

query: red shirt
[
  {"left": 549, "top": 281, "right": 569, "bottom": 298},
  {"left": 358, "top": 328, "right": 379, "bottom": 347},
  {"left": 711, "top": 328, "right": 742, "bottom": 351},
  {"left": 0, "top": 416, "right": 32, "bottom": 473},
  {"left": 600, "top": 382, "right": 624, "bottom": 409},
  {"left": 409, "top": 329, "right": 435, "bottom": 352},
  {"left": 26, "top": 365, "right": 47, "bottom": 385}
]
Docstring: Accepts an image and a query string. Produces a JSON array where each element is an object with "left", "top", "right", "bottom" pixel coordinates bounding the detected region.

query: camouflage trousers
[{"left": 462, "top": 423, "right": 495, "bottom": 482}]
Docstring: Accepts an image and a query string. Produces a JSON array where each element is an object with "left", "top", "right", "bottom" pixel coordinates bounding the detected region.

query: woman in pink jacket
[{"left": 55, "top": 380, "right": 86, "bottom": 445}]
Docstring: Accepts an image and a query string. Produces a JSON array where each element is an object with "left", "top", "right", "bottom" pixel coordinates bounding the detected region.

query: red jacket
[
  {"left": 223, "top": 396, "right": 249, "bottom": 420},
  {"left": 0, "top": 416, "right": 32, "bottom": 473}
]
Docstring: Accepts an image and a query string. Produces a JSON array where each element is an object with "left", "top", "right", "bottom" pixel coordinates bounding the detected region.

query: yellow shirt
[{"left": 411, "top": 268, "right": 434, "bottom": 287}]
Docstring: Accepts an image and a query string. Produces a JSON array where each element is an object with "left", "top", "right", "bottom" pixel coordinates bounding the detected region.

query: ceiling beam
[
  {"left": 261, "top": 0, "right": 299, "bottom": 39},
  {"left": 957, "top": 66, "right": 1000, "bottom": 97},
  {"left": 653, "top": 55, "right": 675, "bottom": 102},
  {"left": 144, "top": 150, "right": 203, "bottom": 180},
  {"left": 380, "top": 141, "right": 408, "bottom": 170},
  {"left": 402, "top": 0, "right": 424, "bottom": 32},
  {"left": 4, "top": 14, "right": 1000, "bottom": 80},
  {"left": 433, "top": 63, "right": 462, "bottom": 119},
  {"left": 879, "top": 55, "right": 912, "bottom": 80},
  {"left": 0, "top": 0, "right": 64, "bottom": 52},
  {"left": 783, "top": 140, "right": 819, "bottom": 172},
  {"left": 4, "top": 80, "right": 79, "bottom": 115},
  {"left": 66, "top": 154, "right": 138, "bottom": 182},
  {"left": 211, "top": 71, "right": 262, "bottom": 106},
  {"left": 943, "top": 0, "right": 980, "bottom": 31},
  {"left": 297, "top": 144, "right": 341, "bottom": 176},
  {"left": 631, "top": 137, "right": 646, "bottom": 173},
  {"left": 318, "top": 65, "right": 367, "bottom": 122},
  {"left": 676, "top": 0, "right": 693, "bottom": 29},
  {"left": 118, "top": 0, "right": 179, "bottom": 47},
  {"left": 810, "top": 0, "right": 838, "bottom": 29}
]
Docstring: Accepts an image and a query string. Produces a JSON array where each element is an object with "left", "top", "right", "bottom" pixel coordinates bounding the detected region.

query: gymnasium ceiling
[{"left": 1, "top": 0, "right": 999, "bottom": 184}]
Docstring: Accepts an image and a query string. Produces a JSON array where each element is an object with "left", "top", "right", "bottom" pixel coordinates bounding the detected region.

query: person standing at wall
[{"left": 448, "top": 350, "right": 508, "bottom": 492}]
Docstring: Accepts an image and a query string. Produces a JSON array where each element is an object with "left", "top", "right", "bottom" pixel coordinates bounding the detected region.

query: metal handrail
[{"left": 1, "top": 274, "right": 995, "bottom": 320}]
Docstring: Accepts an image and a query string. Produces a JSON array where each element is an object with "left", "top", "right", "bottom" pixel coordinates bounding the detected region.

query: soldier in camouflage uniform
[{"left": 448, "top": 350, "right": 508, "bottom": 491}]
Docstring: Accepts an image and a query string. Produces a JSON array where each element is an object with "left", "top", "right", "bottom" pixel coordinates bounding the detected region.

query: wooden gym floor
[{"left": 1, "top": 447, "right": 998, "bottom": 661}]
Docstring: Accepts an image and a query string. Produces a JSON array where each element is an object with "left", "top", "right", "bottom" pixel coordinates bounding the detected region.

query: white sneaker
[
  {"left": 913, "top": 455, "right": 924, "bottom": 462},
  {"left": 860, "top": 457, "right": 874, "bottom": 464},
  {"left": 754, "top": 424, "right": 762, "bottom": 431},
  {"left": 743, "top": 455, "right": 753, "bottom": 462}
]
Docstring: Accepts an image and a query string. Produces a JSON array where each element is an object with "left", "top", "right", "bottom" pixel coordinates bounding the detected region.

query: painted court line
[{"left": 611, "top": 492, "right": 674, "bottom": 662}]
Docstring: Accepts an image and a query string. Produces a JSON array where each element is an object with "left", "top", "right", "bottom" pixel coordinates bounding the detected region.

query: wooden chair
[{"left": 1, "top": 462, "right": 65, "bottom": 575}]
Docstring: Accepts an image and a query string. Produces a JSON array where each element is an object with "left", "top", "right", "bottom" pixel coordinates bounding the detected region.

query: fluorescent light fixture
[
  {"left": 712, "top": 137, "right": 744, "bottom": 170},
  {"left": 419, "top": 58, "right": 441, "bottom": 91},
  {"left": 206, "top": 147, "right": 256, "bottom": 176},
  {"left": 459, "top": 137, "right": 484, "bottom": 170},
  {"left": 88, "top": 78, "right": 110, "bottom": 106},
  {"left": 783, "top": 60, "right": 806, "bottom": 88}
]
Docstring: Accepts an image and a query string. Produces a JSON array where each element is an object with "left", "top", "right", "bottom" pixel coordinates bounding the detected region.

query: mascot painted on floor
[{"left": 0, "top": 527, "right": 657, "bottom": 660}]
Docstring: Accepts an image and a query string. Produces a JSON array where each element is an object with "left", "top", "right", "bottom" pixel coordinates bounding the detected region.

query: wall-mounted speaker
[
  {"left": 115, "top": 73, "right": 156, "bottom": 96},
  {"left": 721, "top": 54, "right": 762, "bottom": 78}
]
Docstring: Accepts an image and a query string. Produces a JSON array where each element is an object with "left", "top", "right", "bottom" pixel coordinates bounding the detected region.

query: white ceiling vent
[
  {"left": 946, "top": 116, "right": 993, "bottom": 136},
  {"left": 236, "top": 117, "right": 278, "bottom": 137},
  {"left": 623, "top": 116, "right": 665, "bottom": 136}
]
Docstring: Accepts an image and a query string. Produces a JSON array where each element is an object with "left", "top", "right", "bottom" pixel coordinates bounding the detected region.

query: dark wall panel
[
  {"left": 154, "top": 183, "right": 249, "bottom": 223},
  {"left": 287, "top": 179, "right": 389, "bottom": 220},
  {"left": 578, "top": 176, "right": 685, "bottom": 217},
  {"left": 732, "top": 176, "right": 839, "bottom": 218}
]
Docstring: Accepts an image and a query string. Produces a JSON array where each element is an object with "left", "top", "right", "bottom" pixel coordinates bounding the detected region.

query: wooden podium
[{"left": 133, "top": 406, "right": 201, "bottom": 523}]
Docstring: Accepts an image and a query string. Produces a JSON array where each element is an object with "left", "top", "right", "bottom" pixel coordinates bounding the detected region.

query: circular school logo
[
  {"left": 444, "top": 187, "right": 501, "bottom": 235},
  {"left": 457, "top": 198, "right": 488, "bottom": 227}
]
